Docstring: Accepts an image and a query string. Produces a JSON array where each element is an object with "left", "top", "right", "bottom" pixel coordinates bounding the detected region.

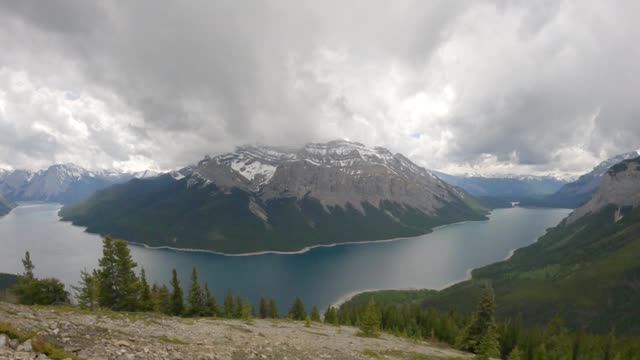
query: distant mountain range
[
  {"left": 60, "top": 140, "right": 488, "bottom": 254},
  {"left": 431, "top": 171, "right": 567, "bottom": 207},
  {"left": 350, "top": 154, "right": 640, "bottom": 334},
  {"left": 519, "top": 151, "right": 640, "bottom": 208},
  {"left": 0, "top": 192, "right": 14, "bottom": 216},
  {"left": 0, "top": 164, "right": 159, "bottom": 205}
]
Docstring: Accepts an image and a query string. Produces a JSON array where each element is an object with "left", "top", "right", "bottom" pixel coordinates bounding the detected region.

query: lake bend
[{"left": 0, "top": 203, "right": 570, "bottom": 311}]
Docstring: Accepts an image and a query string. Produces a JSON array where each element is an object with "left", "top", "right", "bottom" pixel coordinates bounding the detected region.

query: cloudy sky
[{"left": 0, "top": 1, "right": 639, "bottom": 177}]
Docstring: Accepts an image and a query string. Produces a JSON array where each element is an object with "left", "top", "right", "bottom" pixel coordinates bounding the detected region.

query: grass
[
  {"left": 361, "top": 348, "right": 445, "bottom": 359},
  {"left": 157, "top": 335, "right": 189, "bottom": 345},
  {"left": 225, "top": 323, "right": 253, "bottom": 333}
]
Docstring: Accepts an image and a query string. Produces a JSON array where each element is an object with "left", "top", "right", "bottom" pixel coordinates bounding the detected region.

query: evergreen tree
[
  {"left": 267, "top": 298, "right": 278, "bottom": 319},
  {"left": 458, "top": 284, "right": 498, "bottom": 354},
  {"left": 223, "top": 289, "right": 234, "bottom": 318},
  {"left": 310, "top": 306, "right": 321, "bottom": 322},
  {"left": 475, "top": 323, "right": 500, "bottom": 360},
  {"left": 359, "top": 298, "right": 381, "bottom": 337},
  {"left": 73, "top": 269, "right": 99, "bottom": 311},
  {"left": 203, "top": 283, "right": 219, "bottom": 317},
  {"left": 138, "top": 268, "right": 152, "bottom": 311},
  {"left": 112, "top": 239, "right": 139, "bottom": 311},
  {"left": 170, "top": 268, "right": 184, "bottom": 316},
  {"left": 324, "top": 306, "right": 338, "bottom": 325},
  {"left": 259, "top": 296, "right": 268, "bottom": 319},
  {"left": 187, "top": 267, "right": 204, "bottom": 316},
  {"left": 241, "top": 298, "right": 252, "bottom": 322},
  {"left": 288, "top": 296, "right": 307, "bottom": 320},
  {"left": 97, "top": 236, "right": 117, "bottom": 308},
  {"left": 305, "top": 316, "right": 312, "bottom": 327},
  {"left": 507, "top": 346, "right": 523, "bottom": 360},
  {"left": 234, "top": 295, "right": 243, "bottom": 319},
  {"left": 158, "top": 284, "right": 171, "bottom": 314},
  {"left": 544, "top": 316, "right": 571, "bottom": 359},
  {"left": 22, "top": 251, "right": 35, "bottom": 279}
]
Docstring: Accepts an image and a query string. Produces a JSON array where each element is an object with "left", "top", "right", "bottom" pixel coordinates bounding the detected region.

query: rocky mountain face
[
  {"left": 61, "top": 140, "right": 487, "bottom": 254},
  {"left": 523, "top": 151, "right": 640, "bottom": 208},
  {"left": 0, "top": 164, "right": 158, "bottom": 205},
  {"left": 565, "top": 156, "right": 640, "bottom": 224}
]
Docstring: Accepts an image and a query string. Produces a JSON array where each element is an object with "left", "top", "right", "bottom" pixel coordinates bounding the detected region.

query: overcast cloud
[{"left": 0, "top": 0, "right": 639, "bottom": 177}]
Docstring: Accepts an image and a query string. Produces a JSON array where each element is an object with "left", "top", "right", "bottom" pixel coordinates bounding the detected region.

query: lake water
[{"left": 0, "top": 203, "right": 570, "bottom": 311}]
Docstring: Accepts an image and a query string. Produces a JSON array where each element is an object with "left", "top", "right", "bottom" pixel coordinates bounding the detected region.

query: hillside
[
  {"left": 60, "top": 141, "right": 487, "bottom": 254},
  {"left": 347, "top": 157, "right": 640, "bottom": 335},
  {"left": 0, "top": 193, "right": 14, "bottom": 216},
  {"left": 0, "top": 302, "right": 472, "bottom": 360}
]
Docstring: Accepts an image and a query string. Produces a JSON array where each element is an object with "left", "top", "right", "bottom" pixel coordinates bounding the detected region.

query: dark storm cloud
[{"left": 0, "top": 1, "right": 638, "bottom": 176}]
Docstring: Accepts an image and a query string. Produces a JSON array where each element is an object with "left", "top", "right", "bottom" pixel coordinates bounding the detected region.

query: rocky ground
[{"left": 0, "top": 302, "right": 473, "bottom": 360}]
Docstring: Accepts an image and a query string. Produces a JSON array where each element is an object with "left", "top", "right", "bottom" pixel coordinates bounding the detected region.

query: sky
[{"left": 0, "top": 1, "right": 639, "bottom": 178}]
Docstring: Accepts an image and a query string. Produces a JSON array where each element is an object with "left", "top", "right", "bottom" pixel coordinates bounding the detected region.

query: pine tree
[
  {"left": 112, "top": 239, "right": 139, "bottom": 311},
  {"left": 305, "top": 316, "right": 312, "bottom": 327},
  {"left": 158, "top": 284, "right": 171, "bottom": 314},
  {"left": 187, "top": 267, "right": 204, "bottom": 316},
  {"left": 223, "top": 289, "right": 234, "bottom": 318},
  {"left": 268, "top": 298, "right": 278, "bottom": 319},
  {"left": 458, "top": 284, "right": 498, "bottom": 353},
  {"left": 475, "top": 323, "right": 500, "bottom": 360},
  {"left": 507, "top": 346, "right": 523, "bottom": 360},
  {"left": 241, "top": 298, "right": 252, "bottom": 322},
  {"left": 310, "top": 306, "right": 321, "bottom": 322},
  {"left": 234, "top": 295, "right": 243, "bottom": 319},
  {"left": 259, "top": 296, "right": 268, "bottom": 319},
  {"left": 288, "top": 296, "right": 306, "bottom": 320},
  {"left": 170, "top": 268, "right": 184, "bottom": 316},
  {"left": 324, "top": 306, "right": 338, "bottom": 325},
  {"left": 138, "top": 268, "right": 152, "bottom": 311},
  {"left": 359, "top": 298, "right": 381, "bottom": 337},
  {"left": 97, "top": 236, "right": 117, "bottom": 308},
  {"left": 73, "top": 268, "right": 99, "bottom": 311},
  {"left": 203, "top": 283, "right": 219, "bottom": 317},
  {"left": 22, "top": 251, "right": 35, "bottom": 279}
]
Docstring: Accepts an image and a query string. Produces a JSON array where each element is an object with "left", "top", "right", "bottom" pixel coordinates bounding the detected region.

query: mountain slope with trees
[
  {"left": 60, "top": 141, "right": 487, "bottom": 254},
  {"left": 0, "top": 193, "right": 14, "bottom": 216}
]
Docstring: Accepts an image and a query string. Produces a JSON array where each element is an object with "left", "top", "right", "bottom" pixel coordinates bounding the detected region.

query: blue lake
[{"left": 0, "top": 203, "right": 570, "bottom": 311}]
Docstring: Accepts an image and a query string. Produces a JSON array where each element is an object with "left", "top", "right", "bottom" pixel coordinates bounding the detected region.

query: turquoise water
[{"left": 0, "top": 203, "right": 570, "bottom": 311}]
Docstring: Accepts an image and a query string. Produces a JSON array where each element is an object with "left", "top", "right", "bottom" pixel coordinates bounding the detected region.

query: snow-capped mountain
[
  {"left": 190, "top": 140, "right": 463, "bottom": 214},
  {"left": 524, "top": 150, "right": 640, "bottom": 208},
  {"left": 430, "top": 170, "right": 567, "bottom": 200},
  {"left": 61, "top": 140, "right": 488, "bottom": 254},
  {"left": 0, "top": 164, "right": 159, "bottom": 205}
]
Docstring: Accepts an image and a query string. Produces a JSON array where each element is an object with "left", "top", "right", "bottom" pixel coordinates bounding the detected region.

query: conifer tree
[
  {"left": 203, "top": 283, "right": 219, "bottom": 317},
  {"left": 310, "top": 306, "right": 321, "bottom": 322},
  {"left": 324, "top": 306, "right": 338, "bottom": 325},
  {"left": 458, "top": 284, "right": 498, "bottom": 353},
  {"left": 259, "top": 296, "right": 268, "bottom": 319},
  {"left": 359, "top": 298, "right": 381, "bottom": 337},
  {"left": 234, "top": 295, "right": 243, "bottom": 319},
  {"left": 241, "top": 298, "right": 252, "bottom": 322},
  {"left": 288, "top": 296, "right": 306, "bottom": 320},
  {"left": 305, "top": 316, "right": 312, "bottom": 327},
  {"left": 15, "top": 251, "right": 69, "bottom": 305},
  {"left": 170, "top": 268, "right": 184, "bottom": 316},
  {"left": 223, "top": 289, "right": 234, "bottom": 318},
  {"left": 73, "top": 268, "right": 99, "bottom": 311},
  {"left": 97, "top": 236, "right": 117, "bottom": 308},
  {"left": 158, "top": 284, "right": 171, "bottom": 314},
  {"left": 507, "top": 346, "right": 523, "bottom": 360},
  {"left": 475, "top": 323, "right": 500, "bottom": 360},
  {"left": 187, "top": 267, "right": 204, "bottom": 316},
  {"left": 112, "top": 239, "right": 139, "bottom": 311},
  {"left": 22, "top": 251, "right": 35, "bottom": 279},
  {"left": 138, "top": 268, "right": 152, "bottom": 311},
  {"left": 268, "top": 298, "right": 278, "bottom": 319}
]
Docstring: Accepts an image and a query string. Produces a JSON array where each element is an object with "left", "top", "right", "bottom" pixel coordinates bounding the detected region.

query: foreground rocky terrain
[{"left": 0, "top": 302, "right": 471, "bottom": 360}]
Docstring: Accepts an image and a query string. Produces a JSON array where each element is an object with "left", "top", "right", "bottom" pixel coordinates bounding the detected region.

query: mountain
[
  {"left": 60, "top": 140, "right": 488, "bottom": 254},
  {"left": 431, "top": 171, "right": 567, "bottom": 207},
  {"left": 359, "top": 156, "right": 640, "bottom": 334},
  {"left": 0, "top": 164, "right": 159, "bottom": 205},
  {"left": 0, "top": 192, "right": 14, "bottom": 216},
  {"left": 521, "top": 150, "right": 640, "bottom": 208}
]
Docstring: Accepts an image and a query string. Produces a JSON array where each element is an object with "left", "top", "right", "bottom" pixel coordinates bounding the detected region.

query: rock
[
  {"left": 16, "top": 339, "right": 33, "bottom": 352},
  {"left": 114, "top": 340, "right": 132, "bottom": 347},
  {"left": 0, "top": 334, "right": 7, "bottom": 348}
]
